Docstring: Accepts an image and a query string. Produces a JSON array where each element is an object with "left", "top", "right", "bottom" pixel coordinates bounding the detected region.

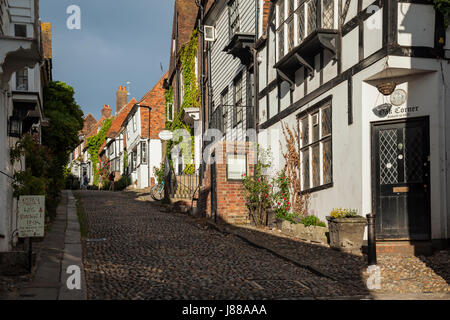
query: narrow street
[{"left": 76, "top": 190, "right": 366, "bottom": 300}]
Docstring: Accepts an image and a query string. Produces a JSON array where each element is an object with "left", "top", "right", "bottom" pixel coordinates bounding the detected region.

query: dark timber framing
[{"left": 257, "top": 0, "right": 445, "bottom": 130}]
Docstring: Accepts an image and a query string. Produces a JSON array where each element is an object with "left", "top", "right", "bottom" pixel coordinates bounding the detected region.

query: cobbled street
[{"left": 76, "top": 190, "right": 370, "bottom": 300}]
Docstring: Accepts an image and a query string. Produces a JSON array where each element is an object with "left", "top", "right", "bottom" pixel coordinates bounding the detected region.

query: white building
[
  {"left": 123, "top": 102, "right": 163, "bottom": 190},
  {"left": 0, "top": 0, "right": 49, "bottom": 252},
  {"left": 256, "top": 0, "right": 450, "bottom": 248}
]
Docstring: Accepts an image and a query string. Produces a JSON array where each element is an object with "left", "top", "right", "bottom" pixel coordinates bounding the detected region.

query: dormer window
[{"left": 228, "top": 0, "right": 240, "bottom": 39}]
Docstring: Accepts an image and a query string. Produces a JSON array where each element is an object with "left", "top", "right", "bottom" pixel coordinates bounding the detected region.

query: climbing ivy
[
  {"left": 86, "top": 118, "right": 113, "bottom": 186},
  {"left": 164, "top": 29, "right": 201, "bottom": 174},
  {"left": 435, "top": 0, "right": 450, "bottom": 28}
]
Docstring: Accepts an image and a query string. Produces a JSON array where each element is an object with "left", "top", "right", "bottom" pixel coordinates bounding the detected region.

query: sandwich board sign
[{"left": 18, "top": 196, "right": 45, "bottom": 238}]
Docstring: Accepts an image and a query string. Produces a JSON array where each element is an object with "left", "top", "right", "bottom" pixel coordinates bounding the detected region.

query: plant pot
[
  {"left": 266, "top": 208, "right": 276, "bottom": 228},
  {"left": 326, "top": 216, "right": 367, "bottom": 253},
  {"left": 275, "top": 218, "right": 283, "bottom": 230}
]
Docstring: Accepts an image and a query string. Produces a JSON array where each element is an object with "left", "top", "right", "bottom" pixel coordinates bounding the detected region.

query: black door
[
  {"left": 372, "top": 118, "right": 431, "bottom": 240},
  {"left": 210, "top": 152, "right": 218, "bottom": 222}
]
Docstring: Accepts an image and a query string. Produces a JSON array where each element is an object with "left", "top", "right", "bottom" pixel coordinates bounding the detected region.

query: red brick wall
[
  {"left": 198, "top": 141, "right": 256, "bottom": 225},
  {"left": 140, "top": 75, "right": 167, "bottom": 140}
]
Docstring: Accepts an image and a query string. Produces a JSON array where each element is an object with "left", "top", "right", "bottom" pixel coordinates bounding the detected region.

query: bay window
[
  {"left": 300, "top": 101, "right": 332, "bottom": 191},
  {"left": 276, "top": 0, "right": 337, "bottom": 62}
]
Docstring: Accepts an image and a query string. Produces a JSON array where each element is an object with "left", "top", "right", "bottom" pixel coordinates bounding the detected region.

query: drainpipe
[
  {"left": 254, "top": 0, "right": 260, "bottom": 134},
  {"left": 196, "top": 0, "right": 206, "bottom": 184}
]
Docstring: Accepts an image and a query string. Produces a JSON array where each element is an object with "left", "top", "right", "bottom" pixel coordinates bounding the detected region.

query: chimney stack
[
  {"left": 116, "top": 85, "right": 128, "bottom": 114},
  {"left": 102, "top": 105, "right": 112, "bottom": 119}
]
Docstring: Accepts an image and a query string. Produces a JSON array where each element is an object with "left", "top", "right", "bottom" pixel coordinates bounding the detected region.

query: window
[
  {"left": 297, "top": 5, "right": 305, "bottom": 43},
  {"left": 133, "top": 149, "right": 137, "bottom": 168},
  {"left": 307, "top": 0, "right": 317, "bottom": 35},
  {"left": 299, "top": 102, "right": 332, "bottom": 191},
  {"left": 167, "top": 103, "right": 174, "bottom": 122},
  {"left": 179, "top": 71, "right": 184, "bottom": 106},
  {"left": 14, "top": 24, "right": 27, "bottom": 37},
  {"left": 229, "top": 0, "right": 240, "bottom": 38},
  {"left": 276, "top": 0, "right": 286, "bottom": 60},
  {"left": 141, "top": 142, "right": 147, "bottom": 165},
  {"left": 287, "top": 17, "right": 295, "bottom": 52},
  {"left": 108, "top": 142, "right": 115, "bottom": 157},
  {"left": 221, "top": 89, "right": 229, "bottom": 134},
  {"left": 233, "top": 73, "right": 243, "bottom": 127},
  {"left": 16, "top": 68, "right": 28, "bottom": 91},
  {"left": 133, "top": 114, "right": 137, "bottom": 132}
]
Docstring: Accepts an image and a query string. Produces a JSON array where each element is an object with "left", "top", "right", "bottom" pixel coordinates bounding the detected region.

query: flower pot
[
  {"left": 326, "top": 216, "right": 367, "bottom": 253},
  {"left": 266, "top": 208, "right": 276, "bottom": 229},
  {"left": 275, "top": 218, "right": 283, "bottom": 230}
]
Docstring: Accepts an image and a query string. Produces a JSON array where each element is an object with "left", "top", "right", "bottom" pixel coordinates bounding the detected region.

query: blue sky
[{"left": 40, "top": 0, "right": 174, "bottom": 120}]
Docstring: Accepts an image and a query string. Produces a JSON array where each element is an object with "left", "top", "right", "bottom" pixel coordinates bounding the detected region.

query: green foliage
[
  {"left": 301, "top": 215, "right": 327, "bottom": 228},
  {"left": 115, "top": 175, "right": 132, "bottom": 191},
  {"left": 183, "top": 163, "right": 195, "bottom": 175},
  {"left": 435, "top": 0, "right": 450, "bottom": 27},
  {"left": 40, "top": 81, "right": 84, "bottom": 216},
  {"left": 153, "top": 163, "right": 165, "bottom": 184},
  {"left": 242, "top": 147, "right": 273, "bottom": 227},
  {"left": 64, "top": 174, "right": 80, "bottom": 190},
  {"left": 165, "top": 86, "right": 174, "bottom": 129},
  {"left": 10, "top": 135, "right": 50, "bottom": 198},
  {"left": 180, "top": 29, "right": 201, "bottom": 111},
  {"left": 330, "top": 208, "right": 361, "bottom": 219},
  {"left": 123, "top": 150, "right": 129, "bottom": 171},
  {"left": 86, "top": 118, "right": 113, "bottom": 186},
  {"left": 165, "top": 30, "right": 200, "bottom": 169},
  {"left": 271, "top": 170, "right": 293, "bottom": 221}
]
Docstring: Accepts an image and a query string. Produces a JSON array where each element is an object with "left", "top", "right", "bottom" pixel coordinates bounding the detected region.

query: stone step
[{"left": 364, "top": 241, "right": 433, "bottom": 256}]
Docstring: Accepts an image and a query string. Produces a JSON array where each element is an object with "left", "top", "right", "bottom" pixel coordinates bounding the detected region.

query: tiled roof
[
  {"left": 138, "top": 74, "right": 167, "bottom": 140},
  {"left": 106, "top": 98, "right": 137, "bottom": 139}
]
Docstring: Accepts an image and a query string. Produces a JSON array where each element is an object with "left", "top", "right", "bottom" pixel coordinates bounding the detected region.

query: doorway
[{"left": 372, "top": 117, "right": 431, "bottom": 240}]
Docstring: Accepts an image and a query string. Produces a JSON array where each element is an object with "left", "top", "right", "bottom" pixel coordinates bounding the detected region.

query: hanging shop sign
[{"left": 18, "top": 196, "right": 45, "bottom": 238}]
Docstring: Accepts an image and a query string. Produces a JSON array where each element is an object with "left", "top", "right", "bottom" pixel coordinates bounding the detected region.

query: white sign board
[
  {"left": 18, "top": 196, "right": 45, "bottom": 238},
  {"left": 159, "top": 130, "right": 174, "bottom": 141},
  {"left": 227, "top": 154, "right": 247, "bottom": 180}
]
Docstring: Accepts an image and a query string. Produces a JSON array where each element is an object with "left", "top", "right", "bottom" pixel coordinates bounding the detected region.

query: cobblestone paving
[
  {"left": 76, "top": 191, "right": 372, "bottom": 300},
  {"left": 224, "top": 225, "right": 450, "bottom": 296}
]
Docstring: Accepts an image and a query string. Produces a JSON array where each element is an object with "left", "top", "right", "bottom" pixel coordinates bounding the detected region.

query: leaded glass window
[
  {"left": 300, "top": 102, "right": 333, "bottom": 191},
  {"left": 229, "top": 0, "right": 240, "bottom": 37},
  {"left": 288, "top": 17, "right": 295, "bottom": 51},
  {"left": 307, "top": 0, "right": 317, "bottom": 35}
]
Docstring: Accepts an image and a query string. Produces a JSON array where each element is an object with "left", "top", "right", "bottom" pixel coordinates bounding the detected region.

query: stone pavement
[
  {"left": 4, "top": 190, "right": 87, "bottom": 300},
  {"left": 204, "top": 222, "right": 449, "bottom": 299},
  {"left": 72, "top": 190, "right": 445, "bottom": 300}
]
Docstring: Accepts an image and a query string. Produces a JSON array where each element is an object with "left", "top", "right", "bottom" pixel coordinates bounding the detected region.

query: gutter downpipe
[{"left": 196, "top": 0, "right": 206, "bottom": 185}]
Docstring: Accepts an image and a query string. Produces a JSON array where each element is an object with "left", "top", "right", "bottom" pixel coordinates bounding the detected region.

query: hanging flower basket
[{"left": 376, "top": 82, "right": 397, "bottom": 96}]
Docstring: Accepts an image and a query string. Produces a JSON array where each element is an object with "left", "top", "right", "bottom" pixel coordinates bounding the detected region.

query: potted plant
[{"left": 327, "top": 209, "right": 367, "bottom": 253}]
